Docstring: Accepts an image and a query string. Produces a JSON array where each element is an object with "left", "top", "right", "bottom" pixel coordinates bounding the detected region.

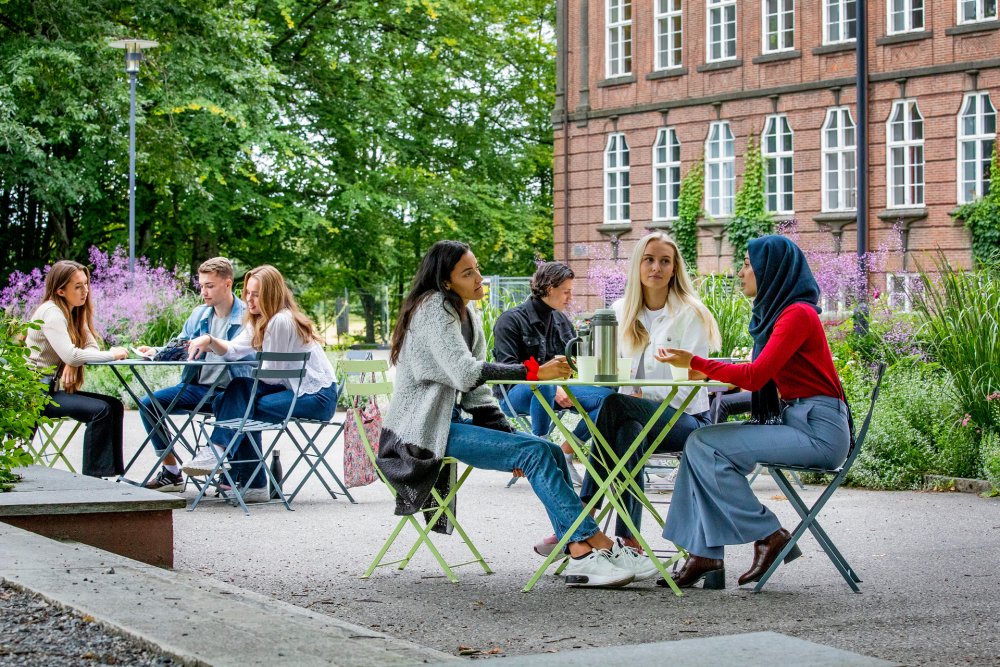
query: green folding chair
[
  {"left": 29, "top": 417, "right": 82, "bottom": 472},
  {"left": 340, "top": 360, "right": 492, "bottom": 583},
  {"left": 753, "top": 362, "right": 886, "bottom": 593}
]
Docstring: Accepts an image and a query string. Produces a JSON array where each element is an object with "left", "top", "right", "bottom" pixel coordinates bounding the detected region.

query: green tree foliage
[
  {"left": 953, "top": 141, "right": 1000, "bottom": 267},
  {"left": 1, "top": 0, "right": 556, "bottom": 341},
  {"left": 674, "top": 158, "right": 703, "bottom": 267},
  {"left": 727, "top": 136, "right": 773, "bottom": 266}
]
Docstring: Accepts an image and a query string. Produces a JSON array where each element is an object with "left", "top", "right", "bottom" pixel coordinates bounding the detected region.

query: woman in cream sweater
[{"left": 26, "top": 260, "right": 128, "bottom": 477}]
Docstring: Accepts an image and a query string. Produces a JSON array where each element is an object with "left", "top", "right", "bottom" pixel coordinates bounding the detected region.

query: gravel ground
[{"left": 0, "top": 584, "right": 172, "bottom": 667}]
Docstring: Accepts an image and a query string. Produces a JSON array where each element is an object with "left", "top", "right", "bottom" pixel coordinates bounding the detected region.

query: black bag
[{"left": 153, "top": 338, "right": 190, "bottom": 361}]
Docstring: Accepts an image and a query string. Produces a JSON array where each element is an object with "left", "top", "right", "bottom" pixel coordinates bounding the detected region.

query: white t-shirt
[
  {"left": 223, "top": 310, "right": 335, "bottom": 396},
  {"left": 199, "top": 312, "right": 233, "bottom": 386},
  {"left": 612, "top": 296, "right": 712, "bottom": 415}
]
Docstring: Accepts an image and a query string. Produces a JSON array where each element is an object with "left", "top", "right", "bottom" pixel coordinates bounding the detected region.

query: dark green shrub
[{"left": 0, "top": 316, "right": 51, "bottom": 490}]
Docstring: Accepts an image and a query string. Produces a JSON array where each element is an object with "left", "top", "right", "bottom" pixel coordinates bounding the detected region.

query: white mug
[
  {"left": 617, "top": 357, "right": 632, "bottom": 382},
  {"left": 670, "top": 364, "right": 689, "bottom": 382},
  {"left": 576, "top": 356, "right": 597, "bottom": 383}
]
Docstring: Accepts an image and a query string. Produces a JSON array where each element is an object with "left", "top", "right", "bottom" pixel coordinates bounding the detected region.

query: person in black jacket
[{"left": 492, "top": 263, "right": 613, "bottom": 485}]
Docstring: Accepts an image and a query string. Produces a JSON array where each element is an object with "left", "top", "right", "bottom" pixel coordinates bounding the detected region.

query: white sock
[
  {"left": 164, "top": 464, "right": 181, "bottom": 474},
  {"left": 563, "top": 453, "right": 576, "bottom": 465}
]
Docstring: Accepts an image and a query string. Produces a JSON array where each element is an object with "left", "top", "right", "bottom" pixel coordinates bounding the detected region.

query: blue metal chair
[{"left": 752, "top": 362, "right": 886, "bottom": 593}]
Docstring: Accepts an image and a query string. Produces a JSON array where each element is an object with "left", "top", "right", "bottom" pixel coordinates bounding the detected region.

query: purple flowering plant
[{"left": 1, "top": 247, "right": 194, "bottom": 345}]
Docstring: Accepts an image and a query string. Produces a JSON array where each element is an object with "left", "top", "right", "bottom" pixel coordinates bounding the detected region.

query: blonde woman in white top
[
  {"left": 580, "top": 232, "right": 721, "bottom": 548},
  {"left": 184, "top": 265, "right": 336, "bottom": 500},
  {"left": 25, "top": 260, "right": 128, "bottom": 477}
]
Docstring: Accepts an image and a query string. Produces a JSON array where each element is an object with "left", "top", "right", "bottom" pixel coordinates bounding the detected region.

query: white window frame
[
  {"left": 886, "top": 99, "right": 925, "bottom": 209},
  {"left": 654, "top": 0, "right": 684, "bottom": 70},
  {"left": 957, "top": 91, "right": 998, "bottom": 204},
  {"left": 707, "top": 0, "right": 738, "bottom": 62},
  {"left": 959, "top": 0, "right": 998, "bottom": 24},
  {"left": 762, "top": 114, "right": 795, "bottom": 214},
  {"left": 653, "top": 127, "right": 682, "bottom": 222},
  {"left": 606, "top": 0, "right": 633, "bottom": 78},
  {"left": 886, "top": 273, "right": 920, "bottom": 312},
  {"left": 887, "top": 0, "right": 924, "bottom": 34},
  {"left": 705, "top": 121, "right": 736, "bottom": 217},
  {"left": 762, "top": 0, "right": 795, "bottom": 53},
  {"left": 604, "top": 133, "right": 631, "bottom": 224},
  {"left": 821, "top": 106, "right": 858, "bottom": 212},
  {"left": 824, "top": 0, "right": 857, "bottom": 44},
  {"left": 820, "top": 289, "right": 848, "bottom": 315}
]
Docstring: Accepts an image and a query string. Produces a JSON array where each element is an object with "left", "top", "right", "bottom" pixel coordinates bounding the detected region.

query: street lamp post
[{"left": 109, "top": 38, "right": 158, "bottom": 277}]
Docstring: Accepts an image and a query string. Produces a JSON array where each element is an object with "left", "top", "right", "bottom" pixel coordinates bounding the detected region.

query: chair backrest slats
[
  {"left": 258, "top": 351, "right": 311, "bottom": 362},
  {"left": 839, "top": 362, "right": 887, "bottom": 471},
  {"left": 256, "top": 368, "right": 308, "bottom": 380},
  {"left": 344, "top": 381, "right": 394, "bottom": 398},
  {"left": 339, "top": 359, "right": 389, "bottom": 374}
]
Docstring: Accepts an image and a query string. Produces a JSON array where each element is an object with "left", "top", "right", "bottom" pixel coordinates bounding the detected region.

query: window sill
[
  {"left": 697, "top": 59, "right": 742, "bottom": 73},
  {"left": 876, "top": 31, "right": 933, "bottom": 46},
  {"left": 812, "top": 42, "right": 856, "bottom": 56},
  {"left": 945, "top": 20, "right": 1000, "bottom": 36},
  {"left": 877, "top": 207, "right": 928, "bottom": 224},
  {"left": 752, "top": 50, "right": 802, "bottom": 65},
  {"left": 813, "top": 211, "right": 857, "bottom": 231},
  {"left": 698, "top": 217, "right": 731, "bottom": 233},
  {"left": 646, "top": 67, "right": 689, "bottom": 80},
  {"left": 596, "top": 223, "right": 632, "bottom": 237},
  {"left": 597, "top": 75, "right": 637, "bottom": 88}
]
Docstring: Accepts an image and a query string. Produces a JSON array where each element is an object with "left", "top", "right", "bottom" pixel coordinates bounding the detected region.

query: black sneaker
[{"left": 144, "top": 468, "right": 184, "bottom": 492}]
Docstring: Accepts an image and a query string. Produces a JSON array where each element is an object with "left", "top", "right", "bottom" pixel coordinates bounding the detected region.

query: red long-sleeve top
[{"left": 691, "top": 302, "right": 844, "bottom": 401}]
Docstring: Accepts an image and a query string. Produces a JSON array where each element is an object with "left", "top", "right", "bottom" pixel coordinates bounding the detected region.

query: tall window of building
[
  {"left": 763, "top": 0, "right": 795, "bottom": 53},
  {"left": 824, "top": 0, "right": 857, "bottom": 44},
  {"left": 762, "top": 114, "right": 794, "bottom": 214},
  {"left": 606, "top": 0, "right": 633, "bottom": 78},
  {"left": 705, "top": 121, "right": 735, "bottom": 217},
  {"left": 653, "top": 128, "right": 682, "bottom": 221},
  {"left": 822, "top": 107, "right": 857, "bottom": 212},
  {"left": 960, "top": 0, "right": 998, "bottom": 23},
  {"left": 707, "top": 0, "right": 737, "bottom": 62},
  {"left": 888, "top": 0, "right": 924, "bottom": 33},
  {"left": 655, "top": 0, "right": 683, "bottom": 69},
  {"left": 958, "top": 92, "right": 997, "bottom": 203},
  {"left": 887, "top": 100, "right": 925, "bottom": 208},
  {"left": 605, "top": 133, "right": 631, "bottom": 223}
]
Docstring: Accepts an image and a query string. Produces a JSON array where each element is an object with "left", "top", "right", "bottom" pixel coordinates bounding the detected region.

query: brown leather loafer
[
  {"left": 657, "top": 555, "right": 725, "bottom": 590},
  {"left": 738, "top": 527, "right": 803, "bottom": 586}
]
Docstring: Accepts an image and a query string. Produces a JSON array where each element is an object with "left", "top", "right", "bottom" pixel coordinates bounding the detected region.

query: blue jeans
[
  {"left": 210, "top": 378, "right": 338, "bottom": 489},
  {"left": 502, "top": 384, "right": 613, "bottom": 441},
  {"left": 445, "top": 412, "right": 600, "bottom": 544},
  {"left": 139, "top": 383, "right": 217, "bottom": 454}
]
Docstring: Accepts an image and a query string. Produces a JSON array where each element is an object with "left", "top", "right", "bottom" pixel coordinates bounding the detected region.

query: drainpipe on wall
[
  {"left": 555, "top": 0, "right": 571, "bottom": 263},
  {"left": 855, "top": 0, "right": 870, "bottom": 334}
]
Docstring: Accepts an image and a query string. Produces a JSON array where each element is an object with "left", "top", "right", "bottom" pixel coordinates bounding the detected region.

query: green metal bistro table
[{"left": 489, "top": 377, "right": 728, "bottom": 595}]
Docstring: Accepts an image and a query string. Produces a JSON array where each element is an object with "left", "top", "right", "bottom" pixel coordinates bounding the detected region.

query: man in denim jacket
[{"left": 135, "top": 257, "right": 253, "bottom": 491}]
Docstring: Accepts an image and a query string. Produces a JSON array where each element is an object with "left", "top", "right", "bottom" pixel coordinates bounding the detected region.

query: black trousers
[{"left": 43, "top": 390, "right": 125, "bottom": 477}]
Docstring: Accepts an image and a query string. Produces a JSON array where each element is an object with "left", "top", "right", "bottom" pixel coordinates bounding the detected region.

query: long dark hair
[{"left": 390, "top": 240, "right": 471, "bottom": 365}]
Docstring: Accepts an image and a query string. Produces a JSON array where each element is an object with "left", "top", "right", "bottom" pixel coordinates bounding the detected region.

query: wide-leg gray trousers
[{"left": 662, "top": 395, "right": 850, "bottom": 559}]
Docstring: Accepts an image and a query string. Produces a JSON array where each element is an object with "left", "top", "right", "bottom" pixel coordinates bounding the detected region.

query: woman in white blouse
[
  {"left": 184, "top": 265, "right": 336, "bottom": 500},
  {"left": 26, "top": 260, "right": 128, "bottom": 477},
  {"left": 580, "top": 232, "right": 720, "bottom": 548}
]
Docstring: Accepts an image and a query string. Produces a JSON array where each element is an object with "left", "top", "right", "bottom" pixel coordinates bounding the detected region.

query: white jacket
[{"left": 612, "top": 297, "right": 711, "bottom": 415}]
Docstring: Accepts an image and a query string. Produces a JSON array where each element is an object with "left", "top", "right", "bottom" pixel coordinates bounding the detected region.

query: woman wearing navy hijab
[{"left": 656, "top": 235, "right": 851, "bottom": 589}]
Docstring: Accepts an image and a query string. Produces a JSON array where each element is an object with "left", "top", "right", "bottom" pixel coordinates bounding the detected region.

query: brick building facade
[{"left": 553, "top": 0, "right": 1000, "bottom": 307}]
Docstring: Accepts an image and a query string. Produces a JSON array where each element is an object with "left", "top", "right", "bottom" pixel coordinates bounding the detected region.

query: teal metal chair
[
  {"left": 29, "top": 418, "right": 82, "bottom": 472},
  {"left": 341, "top": 359, "right": 491, "bottom": 583},
  {"left": 752, "top": 362, "right": 886, "bottom": 593}
]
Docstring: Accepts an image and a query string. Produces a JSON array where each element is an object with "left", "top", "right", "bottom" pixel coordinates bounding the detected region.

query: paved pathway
[{"left": 36, "top": 410, "right": 1000, "bottom": 665}]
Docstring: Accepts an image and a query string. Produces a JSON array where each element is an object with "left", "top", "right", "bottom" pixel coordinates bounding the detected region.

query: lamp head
[{"left": 108, "top": 38, "right": 159, "bottom": 74}]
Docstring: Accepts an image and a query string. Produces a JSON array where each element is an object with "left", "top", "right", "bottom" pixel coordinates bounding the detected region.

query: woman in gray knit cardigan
[{"left": 378, "top": 240, "right": 656, "bottom": 588}]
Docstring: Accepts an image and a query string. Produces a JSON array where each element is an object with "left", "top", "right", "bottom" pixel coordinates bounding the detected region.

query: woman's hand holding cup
[{"left": 538, "top": 355, "right": 572, "bottom": 380}]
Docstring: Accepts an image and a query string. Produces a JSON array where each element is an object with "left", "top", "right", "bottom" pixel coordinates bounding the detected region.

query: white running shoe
[
  {"left": 610, "top": 537, "right": 659, "bottom": 582},
  {"left": 563, "top": 549, "right": 634, "bottom": 588},
  {"left": 182, "top": 447, "right": 229, "bottom": 476}
]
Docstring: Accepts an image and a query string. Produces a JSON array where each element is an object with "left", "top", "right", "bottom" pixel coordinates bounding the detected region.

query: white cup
[
  {"left": 670, "top": 364, "right": 689, "bottom": 382},
  {"left": 617, "top": 357, "right": 632, "bottom": 382},
  {"left": 576, "top": 356, "right": 597, "bottom": 383}
]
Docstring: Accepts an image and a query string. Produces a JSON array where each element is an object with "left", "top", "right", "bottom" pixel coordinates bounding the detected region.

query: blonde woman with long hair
[
  {"left": 185, "top": 265, "right": 337, "bottom": 501},
  {"left": 578, "top": 232, "right": 720, "bottom": 553},
  {"left": 26, "top": 260, "right": 128, "bottom": 477}
]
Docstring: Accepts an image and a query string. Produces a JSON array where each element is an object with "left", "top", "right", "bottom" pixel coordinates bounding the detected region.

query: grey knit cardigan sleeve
[{"left": 378, "top": 292, "right": 526, "bottom": 517}]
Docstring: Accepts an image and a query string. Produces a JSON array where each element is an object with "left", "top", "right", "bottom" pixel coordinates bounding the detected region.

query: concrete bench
[{"left": 0, "top": 466, "right": 186, "bottom": 567}]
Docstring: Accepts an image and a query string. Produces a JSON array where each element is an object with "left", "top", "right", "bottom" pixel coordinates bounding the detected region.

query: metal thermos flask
[{"left": 591, "top": 309, "right": 618, "bottom": 382}]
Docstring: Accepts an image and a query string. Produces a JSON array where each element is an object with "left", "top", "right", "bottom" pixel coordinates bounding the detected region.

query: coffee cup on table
[
  {"left": 617, "top": 357, "right": 632, "bottom": 382},
  {"left": 670, "top": 364, "right": 689, "bottom": 382},
  {"left": 576, "top": 356, "right": 597, "bottom": 383}
]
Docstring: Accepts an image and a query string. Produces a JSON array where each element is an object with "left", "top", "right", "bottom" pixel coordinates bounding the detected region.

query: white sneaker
[
  {"left": 182, "top": 447, "right": 229, "bottom": 476},
  {"left": 563, "top": 549, "right": 634, "bottom": 588},
  {"left": 610, "top": 537, "right": 659, "bottom": 582},
  {"left": 241, "top": 487, "right": 270, "bottom": 504}
]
